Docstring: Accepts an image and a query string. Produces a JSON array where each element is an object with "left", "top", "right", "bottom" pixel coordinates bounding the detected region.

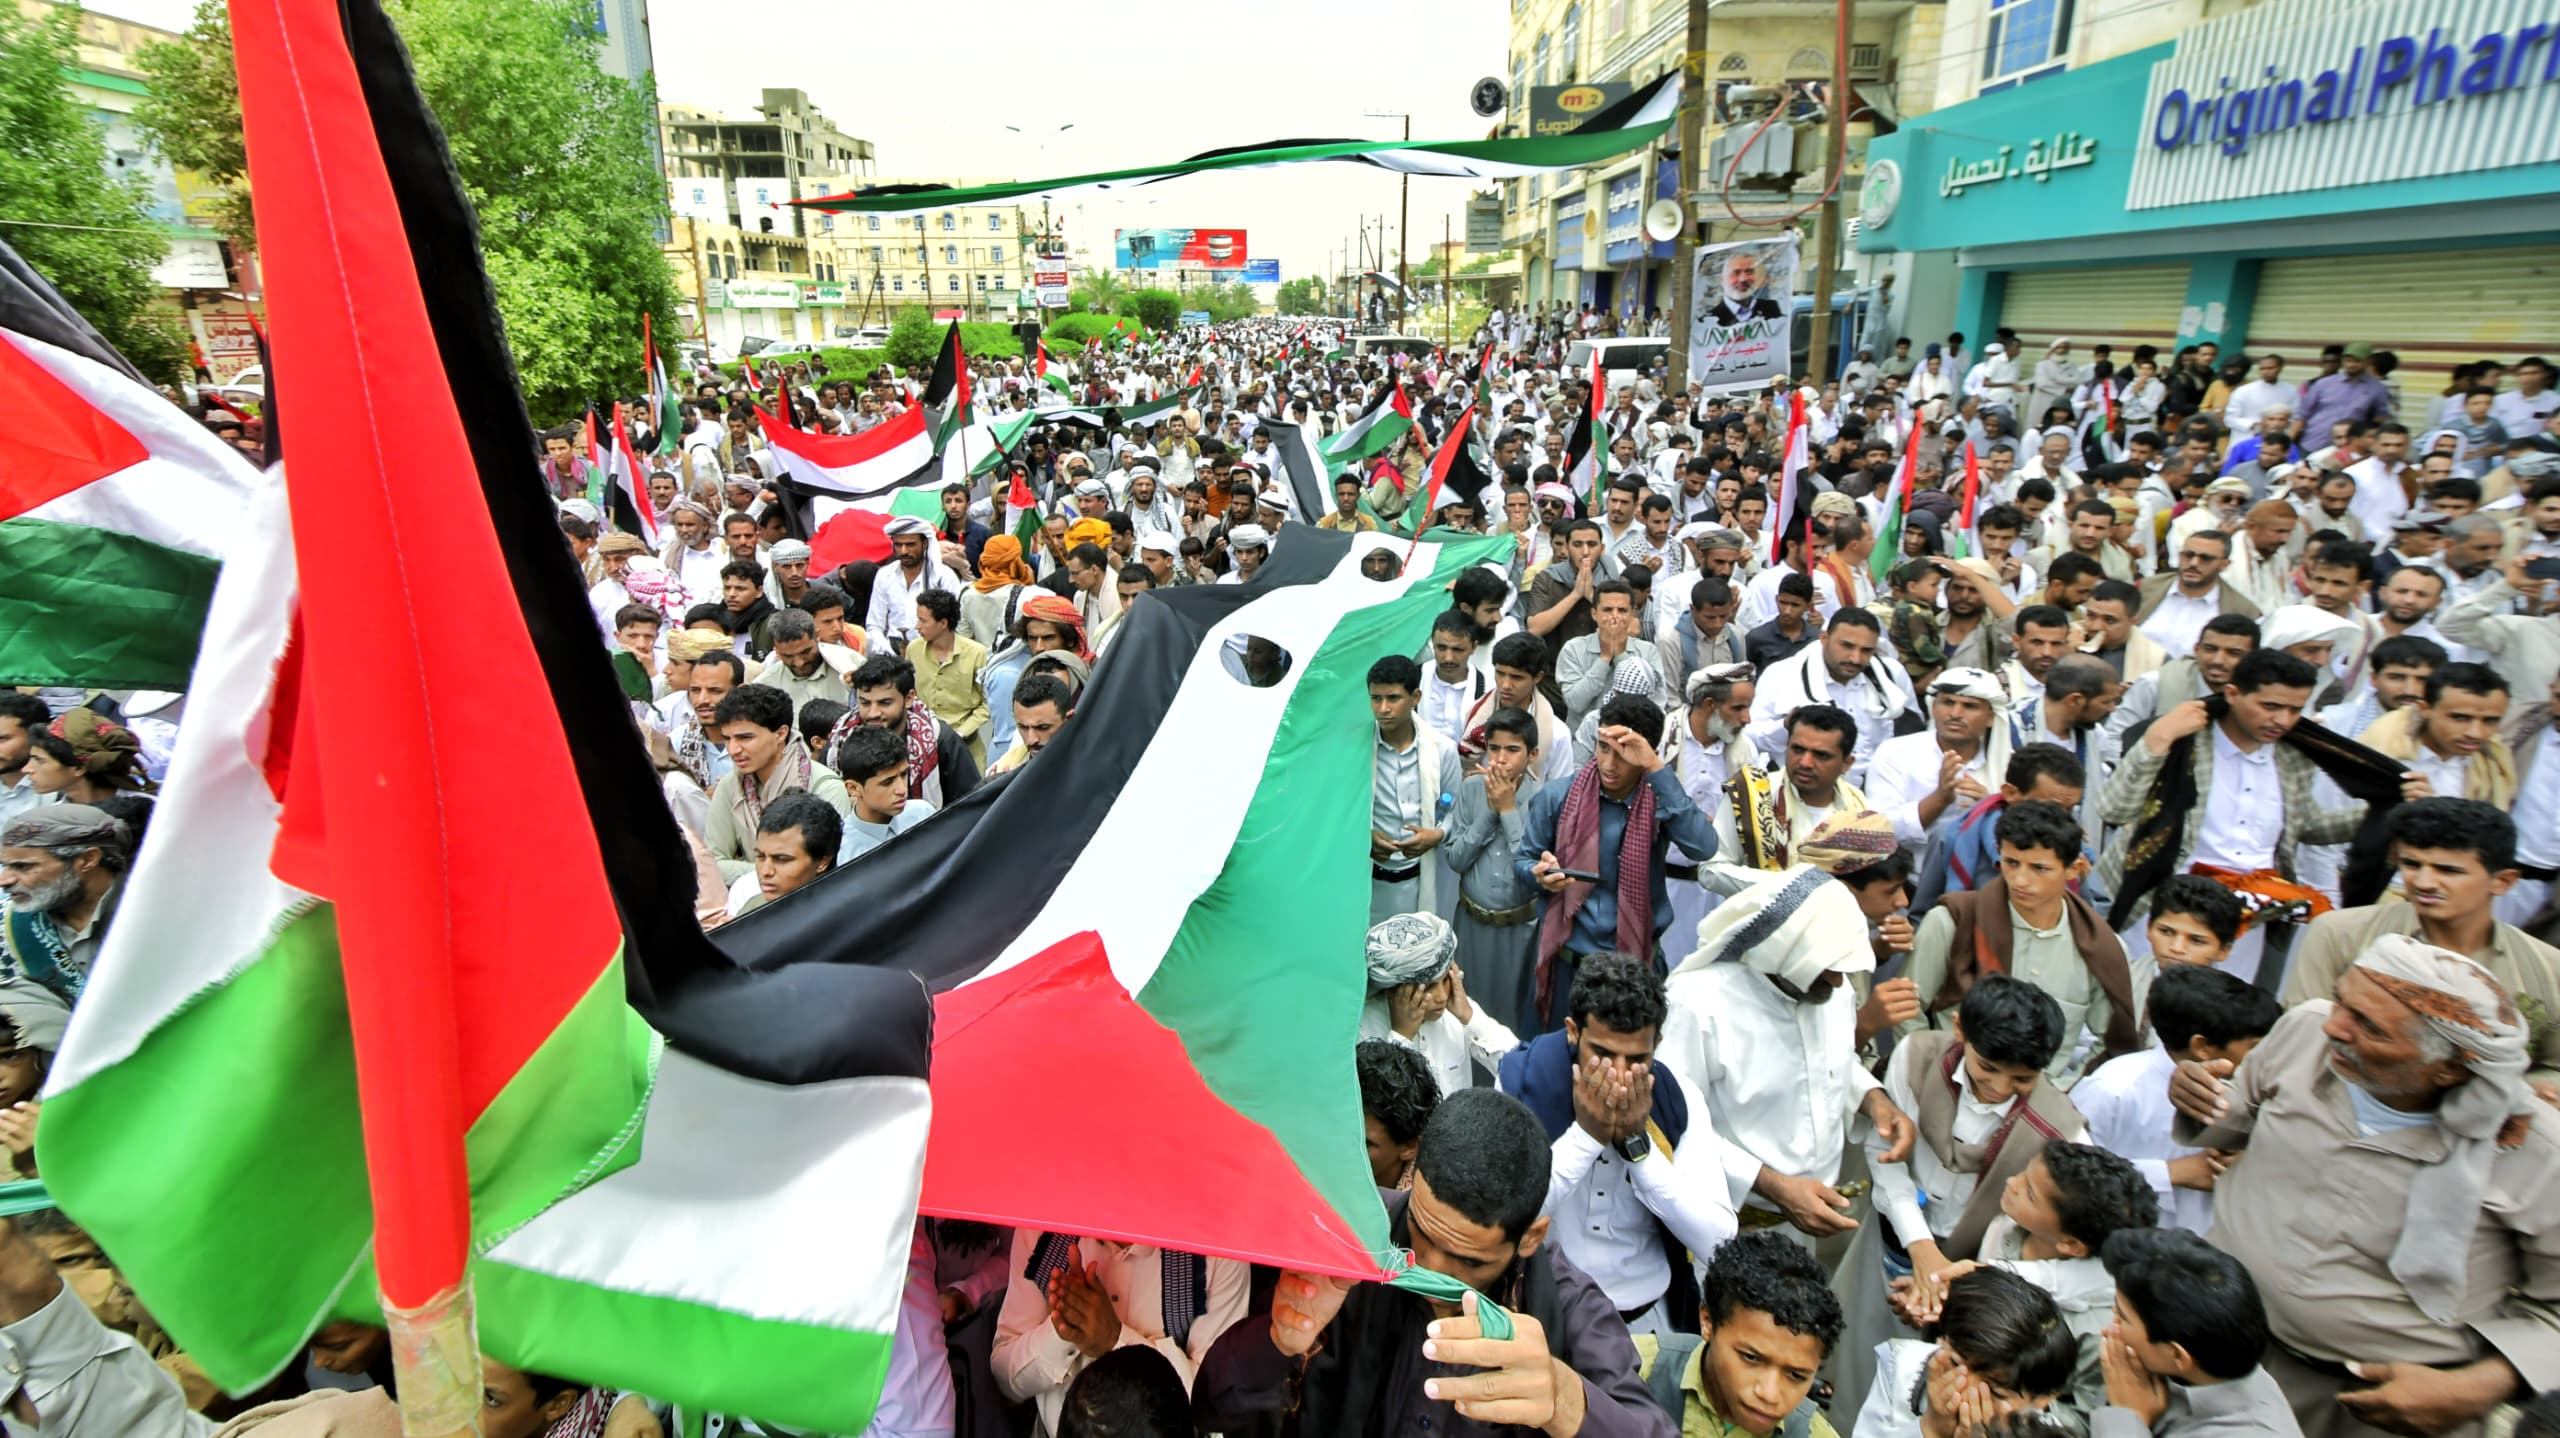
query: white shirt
[
  {"left": 2347, "top": 455, "right": 2411, "bottom": 536},
  {"left": 1864, "top": 732, "right": 1993, "bottom": 845},
  {"left": 863, "top": 1225, "right": 959, "bottom": 1438},
  {"left": 671, "top": 542, "right": 726, "bottom": 603},
  {"left": 991, "top": 1231, "right": 1250, "bottom": 1438},
  {"left": 2222, "top": 378, "right": 2301, "bottom": 433},
  {"left": 0, "top": 771, "right": 44, "bottom": 831},
  {"left": 1360, "top": 999, "right": 1518, "bottom": 1096},
  {"left": 1872, "top": 1034, "right": 2014, "bottom": 1246},
  {"left": 2514, "top": 727, "right": 2560, "bottom": 869},
  {"left": 2407, "top": 743, "right": 2472, "bottom": 804},
  {"left": 2192, "top": 725, "right": 2279, "bottom": 872},
  {"left": 2492, "top": 387, "right": 2558, "bottom": 438},
  {"left": 1662, "top": 961, "right": 1880, "bottom": 1212},
  {"left": 1738, "top": 562, "right": 1842, "bottom": 631},
  {"left": 1743, "top": 645, "right": 1910, "bottom": 781},
  {"left": 2073, "top": 1045, "right": 2213, "bottom": 1237},
  {"left": 2138, "top": 585, "right": 2222, "bottom": 660},
  {"left": 1421, "top": 667, "right": 1479, "bottom": 751},
  {"left": 1525, "top": 1065, "right": 1740, "bottom": 1314}
]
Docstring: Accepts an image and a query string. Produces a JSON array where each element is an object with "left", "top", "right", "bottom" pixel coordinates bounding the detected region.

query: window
[
  {"left": 1559, "top": 4, "right": 1579, "bottom": 81},
  {"left": 1605, "top": 0, "right": 1626, "bottom": 34},
  {"left": 870, "top": 246, "right": 883, "bottom": 261},
  {"left": 1511, "top": 53, "right": 1527, "bottom": 115},
  {"left": 940, "top": 212, "right": 956, "bottom": 230},
  {"left": 866, "top": 215, "right": 880, "bottom": 231},
  {"left": 987, "top": 213, "right": 1003, "bottom": 231},
  {"left": 1533, "top": 34, "right": 1549, "bottom": 85},
  {"left": 1719, "top": 52, "right": 1750, "bottom": 74},
  {"left": 893, "top": 276, "right": 904, "bottom": 292},
  {"left": 947, "top": 276, "right": 960, "bottom": 292},
  {"left": 1982, "top": 0, "right": 2073, "bottom": 88},
  {"left": 944, "top": 245, "right": 958, "bottom": 264},
  {"left": 975, "top": 275, "right": 988, "bottom": 291}
]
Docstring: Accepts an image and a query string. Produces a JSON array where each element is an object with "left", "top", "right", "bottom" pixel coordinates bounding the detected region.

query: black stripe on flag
[
  {"left": 0, "top": 240, "right": 146, "bottom": 383},
  {"left": 334, "top": 0, "right": 929, "bottom": 1086},
  {"left": 1264, "top": 420, "right": 1334, "bottom": 522},
  {"left": 713, "top": 525, "right": 1361, "bottom": 989}
]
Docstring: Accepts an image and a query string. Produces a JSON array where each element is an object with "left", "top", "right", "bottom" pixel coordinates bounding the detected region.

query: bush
[
  {"left": 882, "top": 308, "right": 939, "bottom": 372},
  {"left": 1044, "top": 312, "right": 1142, "bottom": 352},
  {"left": 1122, "top": 287, "right": 1181, "bottom": 333},
  {"left": 955, "top": 321, "right": 1025, "bottom": 360}
]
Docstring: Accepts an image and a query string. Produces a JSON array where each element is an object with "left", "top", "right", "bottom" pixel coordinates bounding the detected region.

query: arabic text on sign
[{"left": 1937, "top": 132, "right": 2099, "bottom": 199}]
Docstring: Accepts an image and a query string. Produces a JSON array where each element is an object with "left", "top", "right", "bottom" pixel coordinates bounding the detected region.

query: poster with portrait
[{"left": 1687, "top": 234, "right": 1797, "bottom": 389}]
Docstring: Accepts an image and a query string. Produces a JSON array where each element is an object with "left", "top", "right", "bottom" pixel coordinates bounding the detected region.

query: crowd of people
[{"left": 4, "top": 309, "right": 2560, "bottom": 1438}]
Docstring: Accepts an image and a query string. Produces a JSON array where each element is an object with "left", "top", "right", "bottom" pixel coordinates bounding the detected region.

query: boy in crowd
[
  {"left": 2139, "top": 876, "right": 2245, "bottom": 972},
  {"left": 2073, "top": 964, "right": 2278, "bottom": 1238},
  {"left": 2095, "top": 1229, "right": 2300, "bottom": 1438},
  {"left": 834, "top": 725, "right": 936, "bottom": 863},
  {"left": 1642, "top": 1232, "right": 1847, "bottom": 1437},
  {"left": 1441, "top": 706, "right": 1547, "bottom": 1036}
]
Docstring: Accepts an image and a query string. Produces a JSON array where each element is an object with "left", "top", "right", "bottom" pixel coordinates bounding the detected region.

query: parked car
[
  {"left": 195, "top": 365, "right": 265, "bottom": 413},
  {"left": 1349, "top": 334, "right": 1436, "bottom": 361},
  {"left": 1565, "top": 337, "right": 1670, "bottom": 394},
  {"left": 759, "top": 340, "right": 821, "bottom": 358}
]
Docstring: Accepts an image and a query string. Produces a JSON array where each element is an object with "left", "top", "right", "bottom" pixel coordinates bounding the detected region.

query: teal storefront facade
[{"left": 1856, "top": 0, "right": 2560, "bottom": 389}]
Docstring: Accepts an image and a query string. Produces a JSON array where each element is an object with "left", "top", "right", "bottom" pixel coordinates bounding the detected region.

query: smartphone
[
  {"left": 2525, "top": 556, "right": 2560, "bottom": 582},
  {"left": 1558, "top": 868, "right": 1605, "bottom": 884}
]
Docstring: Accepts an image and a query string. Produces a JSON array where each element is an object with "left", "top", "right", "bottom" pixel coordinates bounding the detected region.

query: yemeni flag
[
  {"left": 1035, "top": 338, "right": 1069, "bottom": 396},
  {"left": 0, "top": 242, "right": 259, "bottom": 689},
  {"left": 1564, "top": 346, "right": 1605, "bottom": 507},
  {"left": 759, "top": 400, "right": 936, "bottom": 540},
  {"left": 1950, "top": 439, "right": 1983, "bottom": 560},
  {"left": 717, "top": 526, "right": 1523, "bottom": 1298},
  {"left": 1870, "top": 434, "right": 1917, "bottom": 588},
  {"left": 1319, "top": 380, "right": 1414, "bottom": 469},
  {"left": 39, "top": 0, "right": 932, "bottom": 1430},
  {"left": 602, "top": 401, "right": 657, "bottom": 544},
  {"left": 1770, "top": 388, "right": 1809, "bottom": 565}
]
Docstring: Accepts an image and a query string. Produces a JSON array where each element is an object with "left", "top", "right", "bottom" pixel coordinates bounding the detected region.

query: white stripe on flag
[{"left": 2, "top": 330, "right": 259, "bottom": 558}]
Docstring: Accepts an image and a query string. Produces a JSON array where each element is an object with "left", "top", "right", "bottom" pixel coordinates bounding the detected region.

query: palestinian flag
[
  {"left": 1771, "top": 388, "right": 1808, "bottom": 565},
  {"left": 969, "top": 409, "right": 1036, "bottom": 478},
  {"left": 1265, "top": 417, "right": 1335, "bottom": 521},
  {"left": 1005, "top": 467, "right": 1043, "bottom": 549},
  {"left": 798, "top": 75, "right": 1677, "bottom": 213},
  {"left": 758, "top": 400, "right": 935, "bottom": 539},
  {"left": 642, "top": 312, "right": 679, "bottom": 456},
  {"left": 1870, "top": 434, "right": 1917, "bottom": 589},
  {"left": 921, "top": 320, "right": 970, "bottom": 445},
  {"left": 1950, "top": 439, "right": 1982, "bottom": 560},
  {"left": 1398, "top": 405, "right": 1478, "bottom": 547},
  {"left": 1564, "top": 345, "right": 1605, "bottom": 508},
  {"left": 1035, "top": 338, "right": 1069, "bottom": 396},
  {"left": 0, "top": 241, "right": 260, "bottom": 689},
  {"left": 601, "top": 401, "right": 657, "bottom": 545},
  {"left": 40, "top": 0, "right": 931, "bottom": 1430},
  {"left": 1318, "top": 380, "right": 1413, "bottom": 469},
  {"left": 718, "top": 525, "right": 1521, "bottom": 1293},
  {"left": 1118, "top": 383, "right": 1202, "bottom": 431}
]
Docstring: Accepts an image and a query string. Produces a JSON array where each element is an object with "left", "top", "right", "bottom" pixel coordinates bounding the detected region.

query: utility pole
[
  {"left": 918, "top": 214, "right": 932, "bottom": 325},
  {"left": 1666, "top": 0, "right": 1710, "bottom": 390},
  {"left": 1396, "top": 115, "right": 1412, "bottom": 330},
  {"left": 1444, "top": 213, "right": 1454, "bottom": 343},
  {"left": 1808, "top": 0, "right": 1853, "bottom": 385}
]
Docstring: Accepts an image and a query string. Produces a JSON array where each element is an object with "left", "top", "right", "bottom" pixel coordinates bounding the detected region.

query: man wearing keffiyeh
[
  {"left": 1515, "top": 692, "right": 1721, "bottom": 1033},
  {"left": 2172, "top": 934, "right": 2557, "bottom": 1438}
]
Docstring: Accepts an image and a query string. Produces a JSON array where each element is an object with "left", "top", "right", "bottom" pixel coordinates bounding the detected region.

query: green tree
[
  {"left": 132, "top": 0, "right": 679, "bottom": 422},
  {"left": 0, "top": 4, "right": 187, "bottom": 380},
  {"left": 882, "top": 307, "right": 937, "bottom": 372},
  {"left": 1068, "top": 269, "right": 1126, "bottom": 314},
  {"left": 1123, "top": 287, "right": 1180, "bottom": 333},
  {"left": 131, "top": 4, "right": 254, "bottom": 251},
  {"left": 1276, "top": 277, "right": 1326, "bottom": 315}
]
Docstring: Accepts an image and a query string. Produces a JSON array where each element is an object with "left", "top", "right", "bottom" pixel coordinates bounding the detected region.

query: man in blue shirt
[
  {"left": 1515, "top": 691, "right": 1720, "bottom": 1034},
  {"left": 2294, "top": 341, "right": 2394, "bottom": 445}
]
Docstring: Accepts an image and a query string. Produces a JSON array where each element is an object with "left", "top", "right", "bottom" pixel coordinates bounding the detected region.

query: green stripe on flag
[
  {"left": 890, "top": 489, "right": 946, "bottom": 524},
  {"left": 1135, "top": 533, "right": 1514, "bottom": 1255},
  {"left": 0, "top": 517, "right": 221, "bottom": 689},
  {"left": 44, "top": 907, "right": 650, "bottom": 1391},
  {"left": 474, "top": 1259, "right": 895, "bottom": 1437}
]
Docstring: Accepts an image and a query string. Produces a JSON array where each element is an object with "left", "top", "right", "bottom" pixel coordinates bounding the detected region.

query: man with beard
[
  {"left": 2104, "top": 614, "right": 2259, "bottom": 749},
  {"left": 1708, "top": 705, "right": 1873, "bottom": 890},
  {"left": 1747, "top": 609, "right": 1915, "bottom": 785},
  {"left": 883, "top": 515, "right": 962, "bottom": 636},
  {"left": 1937, "top": 559, "right": 2020, "bottom": 677},
  {"left": 2077, "top": 579, "right": 2165, "bottom": 686},
  {"left": 1709, "top": 248, "right": 1784, "bottom": 326},
  {"left": 840, "top": 654, "right": 981, "bottom": 809},
  {"left": 0, "top": 806, "right": 131, "bottom": 1005},
  {"left": 1659, "top": 664, "right": 1756, "bottom": 961},
  {"left": 661, "top": 499, "right": 726, "bottom": 600},
  {"left": 1661, "top": 846, "right": 1920, "bottom": 1242},
  {"left": 2137, "top": 530, "right": 2260, "bottom": 660},
  {"left": 1862, "top": 668, "right": 2013, "bottom": 847}
]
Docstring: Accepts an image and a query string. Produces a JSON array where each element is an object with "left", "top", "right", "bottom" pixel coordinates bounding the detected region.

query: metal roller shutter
[
  {"left": 1998, "top": 265, "right": 2191, "bottom": 366},
  {"left": 2246, "top": 246, "right": 2560, "bottom": 412}
]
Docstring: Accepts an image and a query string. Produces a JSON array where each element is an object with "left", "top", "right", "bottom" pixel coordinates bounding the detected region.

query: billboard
[
  {"left": 733, "top": 178, "right": 797, "bottom": 237},
  {"left": 1528, "top": 82, "right": 1631, "bottom": 137},
  {"left": 1033, "top": 257, "right": 1071, "bottom": 308},
  {"left": 1113, "top": 227, "right": 1248, "bottom": 270},
  {"left": 669, "top": 177, "right": 728, "bottom": 226},
  {"left": 1242, "top": 258, "right": 1281, "bottom": 283},
  {"left": 1466, "top": 193, "right": 1505, "bottom": 251}
]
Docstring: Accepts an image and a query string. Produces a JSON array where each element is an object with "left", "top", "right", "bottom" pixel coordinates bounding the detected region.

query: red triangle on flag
[
  {"left": 0, "top": 336, "right": 152, "bottom": 521},
  {"left": 810, "top": 506, "right": 894, "bottom": 572},
  {"left": 1005, "top": 471, "right": 1037, "bottom": 512}
]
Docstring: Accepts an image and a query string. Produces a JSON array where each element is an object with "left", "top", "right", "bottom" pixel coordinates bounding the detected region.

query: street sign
[
  {"left": 1471, "top": 76, "right": 1507, "bottom": 117},
  {"left": 1465, "top": 194, "right": 1504, "bottom": 251},
  {"left": 1242, "top": 258, "right": 1281, "bottom": 282}
]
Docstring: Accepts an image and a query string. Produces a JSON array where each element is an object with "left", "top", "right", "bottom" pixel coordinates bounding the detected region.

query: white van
[{"left": 1565, "top": 337, "right": 1670, "bottom": 395}]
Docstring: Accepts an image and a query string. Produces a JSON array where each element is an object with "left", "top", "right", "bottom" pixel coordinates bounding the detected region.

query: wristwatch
[{"left": 1612, "top": 1131, "right": 1652, "bottom": 1164}]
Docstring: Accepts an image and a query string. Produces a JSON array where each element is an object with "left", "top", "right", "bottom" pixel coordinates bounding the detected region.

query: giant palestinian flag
[
  {"left": 1320, "top": 380, "right": 1415, "bottom": 469},
  {"left": 0, "top": 241, "right": 259, "bottom": 688},
  {"left": 40, "top": 0, "right": 932, "bottom": 1429},
  {"left": 1118, "top": 383, "right": 1203, "bottom": 430},
  {"left": 1265, "top": 417, "right": 1334, "bottom": 523},
  {"left": 719, "top": 522, "right": 1518, "bottom": 1280},
  {"left": 799, "top": 75, "right": 1682, "bottom": 213}
]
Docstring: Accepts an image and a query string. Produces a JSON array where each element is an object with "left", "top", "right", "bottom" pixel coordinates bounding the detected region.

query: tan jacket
[{"left": 2133, "top": 572, "right": 2262, "bottom": 624}]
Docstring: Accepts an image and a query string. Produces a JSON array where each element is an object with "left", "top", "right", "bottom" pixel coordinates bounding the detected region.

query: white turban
[
  {"left": 2258, "top": 603, "right": 2359, "bottom": 655},
  {"left": 884, "top": 515, "right": 935, "bottom": 539},
  {"left": 1929, "top": 667, "right": 2009, "bottom": 707},
  {"left": 2349, "top": 934, "right": 2535, "bottom": 1322},
  {"left": 1366, "top": 912, "right": 1457, "bottom": 991},
  {"left": 1678, "top": 867, "right": 1874, "bottom": 990}
]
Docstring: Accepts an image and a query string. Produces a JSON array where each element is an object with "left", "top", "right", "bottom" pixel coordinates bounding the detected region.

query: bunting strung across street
[{"left": 796, "top": 75, "right": 1681, "bottom": 213}]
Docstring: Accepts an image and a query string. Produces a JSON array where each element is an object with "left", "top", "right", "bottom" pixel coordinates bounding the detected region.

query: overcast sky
[{"left": 87, "top": 0, "right": 1508, "bottom": 289}]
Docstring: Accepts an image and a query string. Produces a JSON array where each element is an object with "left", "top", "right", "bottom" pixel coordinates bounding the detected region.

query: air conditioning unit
[{"left": 1849, "top": 43, "right": 1885, "bottom": 79}]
